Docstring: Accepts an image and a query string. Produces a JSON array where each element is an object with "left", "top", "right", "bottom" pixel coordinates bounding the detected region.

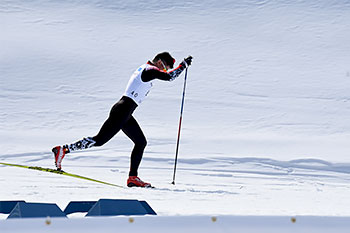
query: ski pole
[{"left": 172, "top": 67, "right": 189, "bottom": 185}]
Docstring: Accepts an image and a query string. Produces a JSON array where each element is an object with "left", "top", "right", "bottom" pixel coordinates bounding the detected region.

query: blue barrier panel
[
  {"left": 86, "top": 199, "right": 157, "bottom": 217},
  {"left": 64, "top": 201, "right": 97, "bottom": 215},
  {"left": 139, "top": 201, "right": 157, "bottom": 215},
  {"left": 0, "top": 201, "right": 26, "bottom": 214},
  {"left": 7, "top": 202, "right": 67, "bottom": 218}
]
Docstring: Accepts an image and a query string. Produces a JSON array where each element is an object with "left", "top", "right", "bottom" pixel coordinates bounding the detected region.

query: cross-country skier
[{"left": 52, "top": 52, "right": 193, "bottom": 188}]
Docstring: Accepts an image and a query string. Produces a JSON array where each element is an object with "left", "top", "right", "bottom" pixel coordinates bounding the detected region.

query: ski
[
  {"left": 128, "top": 183, "right": 155, "bottom": 189},
  {"left": 0, "top": 162, "right": 124, "bottom": 188}
]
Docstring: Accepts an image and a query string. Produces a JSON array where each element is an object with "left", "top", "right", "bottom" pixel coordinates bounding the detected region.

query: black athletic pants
[{"left": 92, "top": 96, "right": 146, "bottom": 177}]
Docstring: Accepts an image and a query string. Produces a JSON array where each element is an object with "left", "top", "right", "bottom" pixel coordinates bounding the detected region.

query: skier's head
[{"left": 153, "top": 52, "right": 175, "bottom": 71}]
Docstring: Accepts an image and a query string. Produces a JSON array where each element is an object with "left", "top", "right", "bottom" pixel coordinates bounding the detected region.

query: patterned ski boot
[{"left": 52, "top": 146, "right": 69, "bottom": 171}]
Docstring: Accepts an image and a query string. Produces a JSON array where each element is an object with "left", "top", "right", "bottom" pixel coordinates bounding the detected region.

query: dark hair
[{"left": 153, "top": 52, "right": 175, "bottom": 69}]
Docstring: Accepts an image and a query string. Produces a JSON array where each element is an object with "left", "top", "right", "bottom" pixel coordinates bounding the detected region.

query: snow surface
[
  {"left": 1, "top": 0, "right": 350, "bottom": 231},
  {"left": 2, "top": 215, "right": 350, "bottom": 233}
]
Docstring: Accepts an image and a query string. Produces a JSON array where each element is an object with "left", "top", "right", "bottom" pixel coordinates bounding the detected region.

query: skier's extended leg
[
  {"left": 52, "top": 96, "right": 136, "bottom": 170},
  {"left": 92, "top": 97, "right": 136, "bottom": 147}
]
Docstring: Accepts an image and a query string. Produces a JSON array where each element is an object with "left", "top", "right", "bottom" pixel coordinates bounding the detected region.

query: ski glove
[{"left": 181, "top": 56, "right": 193, "bottom": 68}]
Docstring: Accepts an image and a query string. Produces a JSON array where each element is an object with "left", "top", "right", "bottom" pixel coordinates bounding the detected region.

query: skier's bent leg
[
  {"left": 128, "top": 136, "right": 147, "bottom": 176},
  {"left": 122, "top": 116, "right": 147, "bottom": 177}
]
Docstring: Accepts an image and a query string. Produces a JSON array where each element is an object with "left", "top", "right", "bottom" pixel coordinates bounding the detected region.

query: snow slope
[
  {"left": 1, "top": 0, "right": 350, "bottom": 228},
  {"left": 2, "top": 215, "right": 350, "bottom": 233}
]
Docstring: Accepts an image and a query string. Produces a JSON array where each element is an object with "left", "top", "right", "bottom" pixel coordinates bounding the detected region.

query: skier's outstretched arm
[{"left": 141, "top": 56, "right": 193, "bottom": 82}]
